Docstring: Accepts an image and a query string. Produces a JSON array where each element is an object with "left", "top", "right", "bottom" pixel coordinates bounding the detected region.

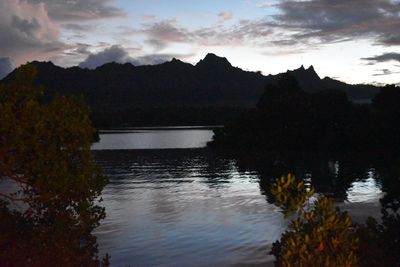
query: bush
[{"left": 271, "top": 174, "right": 358, "bottom": 267}]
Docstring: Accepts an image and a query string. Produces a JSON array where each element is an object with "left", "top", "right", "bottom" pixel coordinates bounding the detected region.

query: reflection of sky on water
[
  {"left": 92, "top": 129, "right": 214, "bottom": 150},
  {"left": 94, "top": 149, "right": 283, "bottom": 266},
  {"left": 89, "top": 128, "right": 388, "bottom": 266},
  {"left": 0, "top": 128, "right": 390, "bottom": 267},
  {"left": 346, "top": 169, "right": 383, "bottom": 203},
  {"left": 93, "top": 146, "right": 386, "bottom": 266}
]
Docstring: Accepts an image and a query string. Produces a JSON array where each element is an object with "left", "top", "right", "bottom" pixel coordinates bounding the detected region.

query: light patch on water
[
  {"left": 92, "top": 127, "right": 215, "bottom": 150},
  {"left": 346, "top": 168, "right": 383, "bottom": 203}
]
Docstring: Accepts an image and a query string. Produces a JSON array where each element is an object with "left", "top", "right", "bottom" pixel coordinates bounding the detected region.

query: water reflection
[
  {"left": 94, "top": 147, "right": 387, "bottom": 266},
  {"left": 347, "top": 169, "right": 383, "bottom": 203},
  {"left": 92, "top": 129, "right": 214, "bottom": 150},
  {"left": 234, "top": 153, "right": 384, "bottom": 204},
  {"left": 94, "top": 149, "right": 283, "bottom": 266}
]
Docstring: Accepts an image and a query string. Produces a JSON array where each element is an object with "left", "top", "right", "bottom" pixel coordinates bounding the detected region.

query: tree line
[{"left": 209, "top": 74, "right": 400, "bottom": 155}]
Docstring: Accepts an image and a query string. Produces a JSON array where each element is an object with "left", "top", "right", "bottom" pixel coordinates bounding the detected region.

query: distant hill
[{"left": 1, "top": 53, "right": 380, "bottom": 126}]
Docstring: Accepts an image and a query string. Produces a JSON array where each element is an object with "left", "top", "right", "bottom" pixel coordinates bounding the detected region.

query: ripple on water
[
  {"left": 346, "top": 169, "right": 383, "bottom": 203},
  {"left": 93, "top": 149, "right": 285, "bottom": 266},
  {"left": 93, "top": 149, "right": 383, "bottom": 267}
]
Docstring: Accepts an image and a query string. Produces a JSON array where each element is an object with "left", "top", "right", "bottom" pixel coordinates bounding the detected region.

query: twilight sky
[{"left": 0, "top": 0, "right": 399, "bottom": 84}]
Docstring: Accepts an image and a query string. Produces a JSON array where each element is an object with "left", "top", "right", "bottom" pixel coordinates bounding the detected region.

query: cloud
[
  {"left": 271, "top": 0, "right": 400, "bottom": 46},
  {"left": 263, "top": 49, "right": 305, "bottom": 56},
  {"left": 78, "top": 45, "right": 193, "bottom": 68},
  {"left": 64, "top": 43, "right": 93, "bottom": 57},
  {"left": 373, "top": 68, "right": 400, "bottom": 76},
  {"left": 256, "top": 1, "right": 279, "bottom": 8},
  {"left": 131, "top": 0, "right": 400, "bottom": 52},
  {"left": 0, "top": 0, "right": 66, "bottom": 65},
  {"left": 136, "top": 18, "right": 274, "bottom": 51},
  {"left": 142, "top": 15, "right": 156, "bottom": 21},
  {"left": 141, "top": 20, "right": 190, "bottom": 50},
  {"left": 61, "top": 23, "right": 95, "bottom": 32},
  {"left": 362, "top": 53, "right": 400, "bottom": 63},
  {"left": 217, "top": 12, "right": 234, "bottom": 23},
  {"left": 79, "top": 45, "right": 135, "bottom": 69},
  {"left": 0, "top": 0, "right": 124, "bottom": 66},
  {"left": 27, "top": 0, "right": 125, "bottom": 21},
  {"left": 0, "top": 57, "right": 14, "bottom": 79}
]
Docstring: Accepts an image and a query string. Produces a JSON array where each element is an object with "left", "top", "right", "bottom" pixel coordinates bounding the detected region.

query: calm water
[
  {"left": 93, "top": 127, "right": 383, "bottom": 266},
  {"left": 92, "top": 126, "right": 215, "bottom": 150}
]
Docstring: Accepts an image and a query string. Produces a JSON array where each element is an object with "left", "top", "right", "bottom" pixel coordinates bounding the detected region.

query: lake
[
  {"left": 93, "top": 127, "right": 383, "bottom": 266},
  {"left": 92, "top": 126, "right": 216, "bottom": 150}
]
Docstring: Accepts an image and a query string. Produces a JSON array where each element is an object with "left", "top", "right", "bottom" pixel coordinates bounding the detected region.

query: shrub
[{"left": 271, "top": 174, "right": 359, "bottom": 267}]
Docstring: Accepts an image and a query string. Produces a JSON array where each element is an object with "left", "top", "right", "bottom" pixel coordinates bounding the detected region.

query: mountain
[
  {"left": 281, "top": 65, "right": 378, "bottom": 102},
  {"left": 1, "top": 53, "right": 380, "bottom": 125}
]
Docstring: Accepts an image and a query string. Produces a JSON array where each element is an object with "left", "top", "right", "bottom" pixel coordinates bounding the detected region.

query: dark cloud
[
  {"left": 373, "top": 68, "right": 400, "bottom": 76},
  {"left": 0, "top": 57, "right": 14, "bottom": 79},
  {"left": 133, "top": 1, "right": 400, "bottom": 51},
  {"left": 362, "top": 53, "right": 400, "bottom": 63},
  {"left": 0, "top": 0, "right": 124, "bottom": 65},
  {"left": 75, "top": 43, "right": 92, "bottom": 55},
  {"left": 271, "top": 0, "right": 400, "bottom": 46},
  {"left": 61, "top": 23, "right": 95, "bottom": 32},
  {"left": 0, "top": 1, "right": 67, "bottom": 65},
  {"left": 79, "top": 45, "right": 193, "bottom": 69},
  {"left": 11, "top": 15, "right": 41, "bottom": 37},
  {"left": 27, "top": 0, "right": 125, "bottom": 21},
  {"left": 145, "top": 38, "right": 169, "bottom": 50},
  {"left": 132, "top": 1, "right": 400, "bottom": 51},
  {"left": 64, "top": 43, "right": 92, "bottom": 56}
]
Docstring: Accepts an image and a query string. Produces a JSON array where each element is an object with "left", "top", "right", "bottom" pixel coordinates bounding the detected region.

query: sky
[{"left": 0, "top": 0, "right": 399, "bottom": 85}]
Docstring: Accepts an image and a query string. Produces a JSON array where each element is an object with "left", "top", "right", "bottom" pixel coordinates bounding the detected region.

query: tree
[
  {"left": 270, "top": 174, "right": 358, "bottom": 267},
  {"left": 270, "top": 172, "right": 400, "bottom": 266},
  {"left": 0, "top": 65, "right": 108, "bottom": 266},
  {"left": 356, "top": 160, "right": 400, "bottom": 267}
]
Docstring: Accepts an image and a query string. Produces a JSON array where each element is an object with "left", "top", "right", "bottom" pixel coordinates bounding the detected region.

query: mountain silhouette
[{"left": 2, "top": 53, "right": 379, "bottom": 125}]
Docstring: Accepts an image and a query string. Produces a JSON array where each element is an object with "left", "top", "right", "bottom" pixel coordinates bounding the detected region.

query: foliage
[
  {"left": 356, "top": 161, "right": 400, "bottom": 267},
  {"left": 271, "top": 174, "right": 359, "bottom": 267},
  {"left": 0, "top": 65, "right": 108, "bottom": 266},
  {"left": 209, "top": 74, "right": 400, "bottom": 154}
]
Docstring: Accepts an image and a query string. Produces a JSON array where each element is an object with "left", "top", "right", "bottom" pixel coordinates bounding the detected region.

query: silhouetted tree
[
  {"left": 370, "top": 84, "right": 400, "bottom": 150},
  {"left": 210, "top": 77, "right": 400, "bottom": 154},
  {"left": 357, "top": 159, "right": 400, "bottom": 266},
  {"left": 0, "top": 65, "right": 108, "bottom": 266}
]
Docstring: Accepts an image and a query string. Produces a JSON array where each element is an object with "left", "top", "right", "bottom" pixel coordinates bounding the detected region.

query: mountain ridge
[{"left": 2, "top": 54, "right": 380, "bottom": 114}]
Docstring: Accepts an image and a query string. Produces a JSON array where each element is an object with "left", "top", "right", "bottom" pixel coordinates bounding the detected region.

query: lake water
[
  {"left": 93, "top": 127, "right": 383, "bottom": 266},
  {"left": 92, "top": 126, "right": 216, "bottom": 150}
]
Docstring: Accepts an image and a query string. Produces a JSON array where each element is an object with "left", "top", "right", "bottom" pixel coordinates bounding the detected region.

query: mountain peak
[
  {"left": 204, "top": 53, "right": 221, "bottom": 59},
  {"left": 171, "top": 57, "right": 181, "bottom": 62},
  {"left": 290, "top": 65, "right": 320, "bottom": 80},
  {"left": 196, "top": 53, "right": 232, "bottom": 68},
  {"left": 30, "top": 61, "right": 56, "bottom": 67},
  {"left": 305, "top": 65, "right": 319, "bottom": 79},
  {"left": 161, "top": 57, "right": 193, "bottom": 70}
]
